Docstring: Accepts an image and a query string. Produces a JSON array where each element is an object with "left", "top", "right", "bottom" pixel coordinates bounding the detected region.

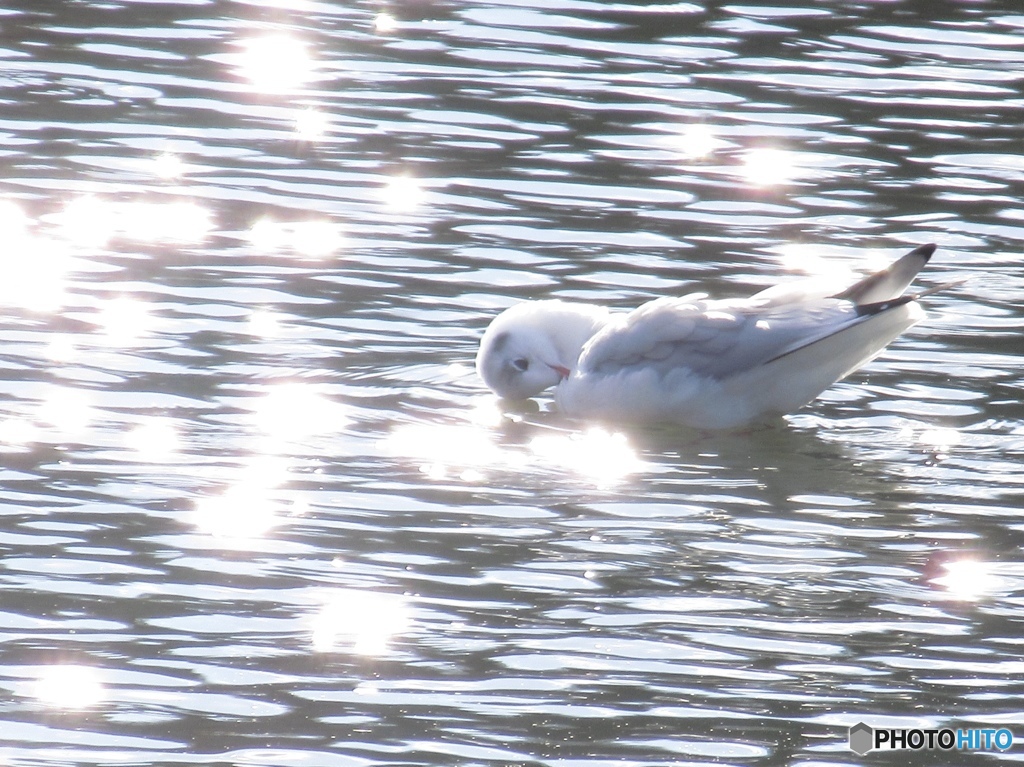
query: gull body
[{"left": 476, "top": 244, "right": 947, "bottom": 430}]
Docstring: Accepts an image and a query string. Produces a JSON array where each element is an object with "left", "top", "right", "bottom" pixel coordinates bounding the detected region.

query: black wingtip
[
  {"left": 911, "top": 243, "right": 937, "bottom": 262},
  {"left": 832, "top": 243, "right": 939, "bottom": 304}
]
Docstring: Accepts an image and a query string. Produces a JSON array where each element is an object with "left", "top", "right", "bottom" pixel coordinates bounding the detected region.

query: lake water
[{"left": 2, "top": 0, "right": 1024, "bottom": 764}]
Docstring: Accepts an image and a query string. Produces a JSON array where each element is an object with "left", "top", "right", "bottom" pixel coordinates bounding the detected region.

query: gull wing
[
  {"left": 576, "top": 243, "right": 940, "bottom": 383},
  {"left": 576, "top": 295, "right": 876, "bottom": 382}
]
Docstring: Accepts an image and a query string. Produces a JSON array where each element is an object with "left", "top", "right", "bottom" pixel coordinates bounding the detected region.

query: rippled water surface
[{"left": 2, "top": 0, "right": 1024, "bottom": 764}]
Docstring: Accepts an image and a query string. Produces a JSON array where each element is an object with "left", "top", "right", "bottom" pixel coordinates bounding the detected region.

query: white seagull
[{"left": 476, "top": 244, "right": 954, "bottom": 430}]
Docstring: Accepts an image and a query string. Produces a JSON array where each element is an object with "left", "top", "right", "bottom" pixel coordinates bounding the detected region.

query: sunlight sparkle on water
[
  {"left": 291, "top": 220, "right": 344, "bottom": 257},
  {"left": 0, "top": 416, "right": 39, "bottom": 448},
  {"left": 125, "top": 417, "right": 180, "bottom": 461},
  {"left": 529, "top": 428, "right": 645, "bottom": 486},
  {"left": 295, "top": 108, "right": 329, "bottom": 141},
  {"left": 676, "top": 123, "right": 726, "bottom": 160},
  {"left": 918, "top": 427, "right": 961, "bottom": 455},
  {"left": 0, "top": 199, "right": 29, "bottom": 236},
  {"left": 248, "top": 218, "right": 343, "bottom": 257},
  {"left": 38, "top": 388, "right": 95, "bottom": 436},
  {"left": 34, "top": 665, "right": 106, "bottom": 709},
  {"left": 467, "top": 398, "right": 507, "bottom": 428},
  {"left": 248, "top": 217, "right": 289, "bottom": 251},
  {"left": 384, "top": 423, "right": 506, "bottom": 480},
  {"left": 248, "top": 308, "right": 284, "bottom": 337},
  {"left": 97, "top": 297, "right": 153, "bottom": 345},
  {"left": 237, "top": 35, "right": 316, "bottom": 93},
  {"left": 192, "top": 485, "right": 280, "bottom": 541},
  {"left": 374, "top": 12, "right": 398, "bottom": 34},
  {"left": 47, "top": 336, "right": 78, "bottom": 362},
  {"left": 742, "top": 148, "right": 798, "bottom": 186},
  {"left": 0, "top": 236, "right": 70, "bottom": 312},
  {"left": 57, "top": 195, "right": 118, "bottom": 248},
  {"left": 774, "top": 243, "right": 858, "bottom": 287},
  {"left": 251, "top": 383, "right": 349, "bottom": 442},
  {"left": 311, "top": 589, "right": 411, "bottom": 655},
  {"left": 56, "top": 197, "right": 212, "bottom": 246},
  {"left": 899, "top": 425, "right": 962, "bottom": 459},
  {"left": 381, "top": 175, "right": 424, "bottom": 212},
  {"left": 152, "top": 152, "right": 187, "bottom": 180},
  {"left": 120, "top": 201, "right": 212, "bottom": 243},
  {"left": 933, "top": 558, "right": 1001, "bottom": 601}
]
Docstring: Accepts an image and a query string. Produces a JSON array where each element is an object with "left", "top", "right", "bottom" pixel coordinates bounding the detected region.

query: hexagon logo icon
[{"left": 849, "top": 722, "right": 874, "bottom": 755}]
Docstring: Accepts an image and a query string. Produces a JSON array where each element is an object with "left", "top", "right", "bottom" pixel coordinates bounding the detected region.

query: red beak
[{"left": 549, "top": 364, "right": 571, "bottom": 381}]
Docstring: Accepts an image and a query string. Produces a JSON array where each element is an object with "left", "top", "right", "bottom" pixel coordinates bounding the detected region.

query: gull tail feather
[{"left": 854, "top": 277, "right": 966, "bottom": 317}]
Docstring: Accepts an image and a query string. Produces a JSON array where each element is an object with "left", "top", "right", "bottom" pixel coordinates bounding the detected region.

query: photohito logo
[{"left": 848, "top": 723, "right": 1014, "bottom": 755}]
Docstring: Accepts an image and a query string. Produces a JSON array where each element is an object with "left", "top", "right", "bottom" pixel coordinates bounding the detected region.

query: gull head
[{"left": 476, "top": 300, "right": 610, "bottom": 400}]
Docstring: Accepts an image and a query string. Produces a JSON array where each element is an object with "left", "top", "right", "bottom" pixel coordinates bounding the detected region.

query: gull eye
[{"left": 511, "top": 357, "right": 530, "bottom": 372}]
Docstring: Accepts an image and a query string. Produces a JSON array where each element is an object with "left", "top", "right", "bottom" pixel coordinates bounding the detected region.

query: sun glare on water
[
  {"left": 248, "top": 217, "right": 344, "bottom": 257},
  {"left": 374, "top": 12, "right": 398, "bottom": 34},
  {"left": 0, "top": 199, "right": 30, "bottom": 235},
  {"left": 0, "top": 237, "right": 71, "bottom": 312},
  {"left": 38, "top": 388, "right": 96, "bottom": 437},
  {"left": 385, "top": 422, "right": 508, "bottom": 481},
  {"left": 192, "top": 484, "right": 282, "bottom": 542},
  {"left": 33, "top": 665, "right": 106, "bottom": 709},
  {"left": 676, "top": 123, "right": 726, "bottom": 160},
  {"left": 152, "top": 151, "right": 188, "bottom": 180},
  {"left": 381, "top": 175, "right": 425, "bottom": 212},
  {"left": 311, "top": 589, "right": 411, "bottom": 655},
  {"left": 55, "top": 196, "right": 213, "bottom": 247},
  {"left": 125, "top": 417, "right": 180, "bottom": 461},
  {"left": 237, "top": 35, "right": 316, "bottom": 93},
  {"left": 385, "top": 411, "right": 645, "bottom": 486},
  {"left": 249, "top": 383, "right": 349, "bottom": 443},
  {"left": 247, "top": 308, "right": 284, "bottom": 337},
  {"left": 96, "top": 296, "right": 153, "bottom": 345},
  {"left": 529, "top": 427, "right": 646, "bottom": 487},
  {"left": 290, "top": 220, "right": 345, "bottom": 257},
  {"left": 932, "top": 558, "right": 1002, "bottom": 601},
  {"left": 742, "top": 147, "right": 799, "bottom": 186},
  {"left": 295, "top": 107, "right": 330, "bottom": 141}
]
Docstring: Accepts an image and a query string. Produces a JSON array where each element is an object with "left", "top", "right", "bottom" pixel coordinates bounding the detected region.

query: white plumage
[{"left": 476, "top": 244, "right": 951, "bottom": 430}]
